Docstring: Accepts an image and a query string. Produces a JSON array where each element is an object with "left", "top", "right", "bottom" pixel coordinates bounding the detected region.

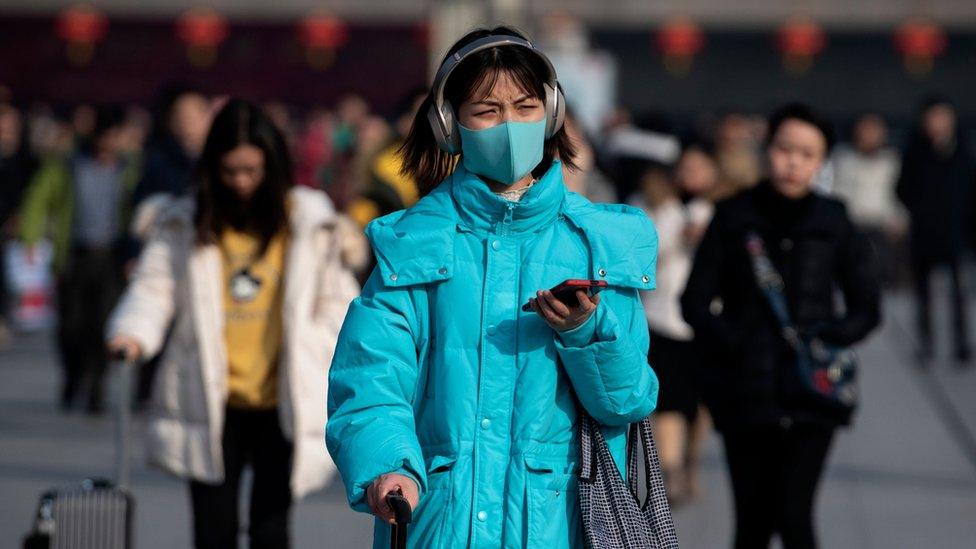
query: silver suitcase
[{"left": 24, "top": 358, "right": 136, "bottom": 549}]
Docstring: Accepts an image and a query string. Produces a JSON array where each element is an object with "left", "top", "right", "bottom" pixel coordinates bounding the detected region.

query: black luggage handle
[
  {"left": 110, "top": 350, "right": 136, "bottom": 490},
  {"left": 386, "top": 491, "right": 412, "bottom": 549}
]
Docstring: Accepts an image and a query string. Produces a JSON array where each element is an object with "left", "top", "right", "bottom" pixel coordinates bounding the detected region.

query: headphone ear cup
[
  {"left": 441, "top": 101, "right": 461, "bottom": 153},
  {"left": 427, "top": 104, "right": 451, "bottom": 154},
  {"left": 427, "top": 101, "right": 460, "bottom": 154},
  {"left": 544, "top": 82, "right": 566, "bottom": 138}
]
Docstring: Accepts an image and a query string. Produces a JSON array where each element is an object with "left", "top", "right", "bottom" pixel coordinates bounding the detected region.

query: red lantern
[
  {"left": 777, "top": 17, "right": 826, "bottom": 76},
  {"left": 55, "top": 4, "right": 109, "bottom": 67},
  {"left": 656, "top": 18, "right": 705, "bottom": 77},
  {"left": 175, "top": 8, "right": 229, "bottom": 69},
  {"left": 895, "top": 19, "right": 947, "bottom": 77},
  {"left": 299, "top": 14, "right": 348, "bottom": 71}
]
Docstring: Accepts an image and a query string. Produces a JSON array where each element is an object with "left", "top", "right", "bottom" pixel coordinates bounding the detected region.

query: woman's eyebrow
[{"left": 473, "top": 94, "right": 535, "bottom": 107}]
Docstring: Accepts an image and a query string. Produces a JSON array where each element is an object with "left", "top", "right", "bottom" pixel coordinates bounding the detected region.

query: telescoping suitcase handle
[
  {"left": 386, "top": 491, "right": 412, "bottom": 549},
  {"left": 111, "top": 350, "right": 136, "bottom": 490}
]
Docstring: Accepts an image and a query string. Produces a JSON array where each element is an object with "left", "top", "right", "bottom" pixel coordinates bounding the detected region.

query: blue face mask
[{"left": 458, "top": 118, "right": 547, "bottom": 186}]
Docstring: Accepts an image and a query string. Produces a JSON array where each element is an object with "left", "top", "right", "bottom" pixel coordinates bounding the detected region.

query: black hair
[
  {"left": 151, "top": 82, "right": 204, "bottom": 142},
  {"left": 765, "top": 102, "right": 836, "bottom": 153},
  {"left": 918, "top": 94, "right": 954, "bottom": 114},
  {"left": 78, "top": 104, "right": 124, "bottom": 156},
  {"left": 399, "top": 25, "right": 578, "bottom": 195},
  {"left": 193, "top": 99, "right": 293, "bottom": 254},
  {"left": 679, "top": 135, "right": 715, "bottom": 157}
]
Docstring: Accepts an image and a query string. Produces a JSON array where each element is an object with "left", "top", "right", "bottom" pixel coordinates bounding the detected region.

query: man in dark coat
[{"left": 896, "top": 97, "right": 975, "bottom": 366}]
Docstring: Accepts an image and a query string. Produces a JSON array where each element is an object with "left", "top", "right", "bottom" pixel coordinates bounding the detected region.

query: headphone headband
[
  {"left": 427, "top": 33, "right": 565, "bottom": 154},
  {"left": 430, "top": 35, "right": 558, "bottom": 114}
]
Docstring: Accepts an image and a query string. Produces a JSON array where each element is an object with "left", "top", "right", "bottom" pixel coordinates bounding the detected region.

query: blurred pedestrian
[
  {"left": 0, "top": 101, "right": 38, "bottom": 346},
  {"left": 633, "top": 141, "right": 719, "bottom": 504},
  {"left": 833, "top": 113, "right": 907, "bottom": 288},
  {"left": 896, "top": 97, "right": 975, "bottom": 366},
  {"left": 107, "top": 99, "right": 362, "bottom": 548},
  {"left": 346, "top": 87, "right": 427, "bottom": 230},
  {"left": 630, "top": 160, "right": 696, "bottom": 504},
  {"left": 128, "top": 86, "right": 212, "bottom": 409},
  {"left": 561, "top": 110, "right": 618, "bottom": 203},
  {"left": 327, "top": 26, "right": 659, "bottom": 548},
  {"left": 132, "top": 87, "right": 210, "bottom": 207},
  {"left": 714, "top": 110, "right": 763, "bottom": 192},
  {"left": 19, "top": 105, "right": 138, "bottom": 413},
  {"left": 682, "top": 103, "right": 881, "bottom": 549}
]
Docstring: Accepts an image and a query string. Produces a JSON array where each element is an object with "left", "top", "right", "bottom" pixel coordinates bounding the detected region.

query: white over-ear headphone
[{"left": 426, "top": 34, "right": 566, "bottom": 154}]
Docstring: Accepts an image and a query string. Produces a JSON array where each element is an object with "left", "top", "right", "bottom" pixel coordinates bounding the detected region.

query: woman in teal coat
[{"left": 326, "top": 26, "right": 659, "bottom": 548}]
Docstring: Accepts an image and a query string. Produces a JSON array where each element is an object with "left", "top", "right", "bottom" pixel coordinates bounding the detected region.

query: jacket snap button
[
  {"left": 491, "top": 240, "right": 501, "bottom": 251},
  {"left": 486, "top": 325, "right": 497, "bottom": 336},
  {"left": 642, "top": 275, "right": 650, "bottom": 284},
  {"left": 389, "top": 273, "right": 398, "bottom": 282},
  {"left": 480, "top": 418, "right": 491, "bottom": 429},
  {"left": 598, "top": 268, "right": 607, "bottom": 277},
  {"left": 477, "top": 511, "right": 487, "bottom": 522},
  {"left": 438, "top": 267, "right": 448, "bottom": 275}
]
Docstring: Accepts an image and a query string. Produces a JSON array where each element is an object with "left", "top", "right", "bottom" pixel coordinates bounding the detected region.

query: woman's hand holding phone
[{"left": 529, "top": 288, "right": 601, "bottom": 332}]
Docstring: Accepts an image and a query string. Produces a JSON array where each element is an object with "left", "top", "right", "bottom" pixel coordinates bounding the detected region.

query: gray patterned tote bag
[{"left": 578, "top": 411, "right": 680, "bottom": 548}]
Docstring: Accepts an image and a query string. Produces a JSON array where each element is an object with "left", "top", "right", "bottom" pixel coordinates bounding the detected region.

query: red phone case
[{"left": 522, "top": 279, "right": 608, "bottom": 312}]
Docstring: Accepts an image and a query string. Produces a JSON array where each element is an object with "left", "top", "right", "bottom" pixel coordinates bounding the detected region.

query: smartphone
[{"left": 521, "top": 279, "right": 609, "bottom": 312}]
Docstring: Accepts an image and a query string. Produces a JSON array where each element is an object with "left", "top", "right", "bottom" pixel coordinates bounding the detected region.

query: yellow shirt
[{"left": 219, "top": 226, "right": 289, "bottom": 409}]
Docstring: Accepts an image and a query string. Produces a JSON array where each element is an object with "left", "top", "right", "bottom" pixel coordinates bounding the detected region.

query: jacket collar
[{"left": 450, "top": 160, "right": 566, "bottom": 235}]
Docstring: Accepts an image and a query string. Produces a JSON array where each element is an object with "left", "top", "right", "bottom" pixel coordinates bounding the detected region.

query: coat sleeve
[
  {"left": 105, "top": 224, "right": 177, "bottom": 356},
  {"left": 818, "top": 215, "right": 882, "bottom": 345},
  {"left": 326, "top": 267, "right": 427, "bottom": 513},
  {"left": 680, "top": 205, "right": 740, "bottom": 352},
  {"left": 553, "top": 285, "right": 659, "bottom": 427},
  {"left": 18, "top": 161, "right": 61, "bottom": 246},
  {"left": 312, "top": 225, "right": 362, "bottom": 343}
]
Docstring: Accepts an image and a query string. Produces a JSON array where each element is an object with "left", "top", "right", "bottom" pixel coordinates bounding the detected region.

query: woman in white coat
[{"left": 107, "top": 99, "right": 362, "bottom": 548}]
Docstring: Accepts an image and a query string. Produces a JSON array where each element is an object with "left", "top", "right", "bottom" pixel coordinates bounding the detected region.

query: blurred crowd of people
[
  {"left": 1, "top": 75, "right": 974, "bottom": 547},
  {"left": 1, "top": 81, "right": 974, "bottom": 424}
]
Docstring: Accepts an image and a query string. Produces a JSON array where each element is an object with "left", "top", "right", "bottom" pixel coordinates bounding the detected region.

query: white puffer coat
[{"left": 108, "top": 186, "right": 362, "bottom": 498}]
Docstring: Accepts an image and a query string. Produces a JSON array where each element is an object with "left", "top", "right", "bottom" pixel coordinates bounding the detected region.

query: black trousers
[
  {"left": 912, "top": 255, "right": 970, "bottom": 357},
  {"left": 57, "top": 246, "right": 124, "bottom": 411},
  {"left": 189, "top": 407, "right": 294, "bottom": 549},
  {"left": 722, "top": 425, "right": 834, "bottom": 549}
]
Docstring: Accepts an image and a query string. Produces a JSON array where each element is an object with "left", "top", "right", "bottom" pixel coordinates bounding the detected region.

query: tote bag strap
[{"left": 636, "top": 417, "right": 680, "bottom": 547}]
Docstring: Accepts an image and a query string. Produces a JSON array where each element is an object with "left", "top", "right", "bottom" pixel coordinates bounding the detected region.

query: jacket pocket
[
  {"left": 409, "top": 454, "right": 458, "bottom": 548},
  {"left": 524, "top": 456, "right": 581, "bottom": 549},
  {"left": 425, "top": 454, "right": 456, "bottom": 491}
]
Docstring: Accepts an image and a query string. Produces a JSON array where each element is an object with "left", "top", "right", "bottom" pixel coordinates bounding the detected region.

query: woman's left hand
[{"left": 529, "top": 289, "right": 600, "bottom": 332}]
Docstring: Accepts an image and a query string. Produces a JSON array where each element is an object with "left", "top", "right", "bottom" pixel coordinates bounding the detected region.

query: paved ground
[{"left": 1, "top": 289, "right": 975, "bottom": 548}]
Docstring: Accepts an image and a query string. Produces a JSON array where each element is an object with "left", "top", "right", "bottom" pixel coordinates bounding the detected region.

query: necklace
[
  {"left": 495, "top": 178, "right": 537, "bottom": 202},
  {"left": 229, "top": 266, "right": 262, "bottom": 302}
]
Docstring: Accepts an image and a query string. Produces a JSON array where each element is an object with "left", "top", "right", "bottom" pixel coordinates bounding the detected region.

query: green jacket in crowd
[{"left": 19, "top": 153, "right": 141, "bottom": 273}]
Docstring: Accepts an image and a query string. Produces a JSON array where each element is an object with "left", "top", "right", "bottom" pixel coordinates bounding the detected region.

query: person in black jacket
[
  {"left": 681, "top": 103, "right": 881, "bottom": 549},
  {"left": 0, "top": 101, "right": 37, "bottom": 345},
  {"left": 896, "top": 97, "right": 975, "bottom": 366}
]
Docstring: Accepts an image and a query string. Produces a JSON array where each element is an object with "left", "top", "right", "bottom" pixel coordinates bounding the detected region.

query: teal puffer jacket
[{"left": 326, "top": 160, "right": 659, "bottom": 548}]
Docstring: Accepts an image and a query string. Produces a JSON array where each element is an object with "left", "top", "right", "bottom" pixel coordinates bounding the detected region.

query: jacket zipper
[{"left": 498, "top": 202, "right": 515, "bottom": 236}]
